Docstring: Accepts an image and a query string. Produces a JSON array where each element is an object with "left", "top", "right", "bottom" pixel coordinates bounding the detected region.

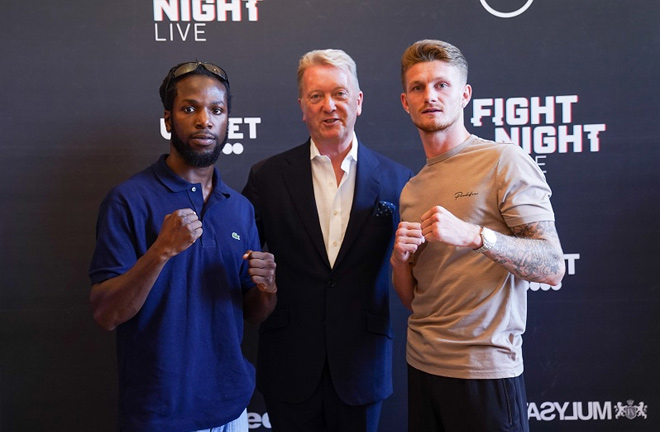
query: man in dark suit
[{"left": 242, "top": 49, "right": 412, "bottom": 432}]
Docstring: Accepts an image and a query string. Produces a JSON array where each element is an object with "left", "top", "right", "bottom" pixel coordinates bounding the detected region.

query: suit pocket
[
  {"left": 368, "top": 200, "right": 397, "bottom": 226},
  {"left": 366, "top": 311, "right": 393, "bottom": 339},
  {"left": 259, "top": 306, "right": 289, "bottom": 334},
  {"left": 367, "top": 214, "right": 393, "bottom": 227}
]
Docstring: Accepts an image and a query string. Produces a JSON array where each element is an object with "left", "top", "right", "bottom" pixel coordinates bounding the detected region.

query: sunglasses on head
[
  {"left": 173, "top": 62, "right": 228, "bottom": 81},
  {"left": 164, "top": 61, "right": 229, "bottom": 94}
]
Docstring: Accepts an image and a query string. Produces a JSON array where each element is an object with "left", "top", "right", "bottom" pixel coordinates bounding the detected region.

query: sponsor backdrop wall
[{"left": 1, "top": 1, "right": 658, "bottom": 431}]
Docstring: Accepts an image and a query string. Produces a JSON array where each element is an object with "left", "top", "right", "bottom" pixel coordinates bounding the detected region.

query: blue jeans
[{"left": 189, "top": 409, "right": 248, "bottom": 432}]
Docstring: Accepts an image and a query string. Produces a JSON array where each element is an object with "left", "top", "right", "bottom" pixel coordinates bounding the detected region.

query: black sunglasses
[
  {"left": 173, "top": 62, "right": 228, "bottom": 81},
  {"left": 164, "top": 61, "right": 229, "bottom": 94}
]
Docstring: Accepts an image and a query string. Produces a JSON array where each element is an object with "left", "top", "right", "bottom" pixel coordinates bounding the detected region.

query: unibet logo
[
  {"left": 159, "top": 117, "right": 261, "bottom": 156},
  {"left": 528, "top": 254, "right": 579, "bottom": 292},
  {"left": 247, "top": 411, "right": 271, "bottom": 429}
]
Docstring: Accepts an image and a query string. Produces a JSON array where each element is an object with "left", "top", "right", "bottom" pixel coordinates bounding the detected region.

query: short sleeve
[
  {"left": 89, "top": 196, "right": 139, "bottom": 285},
  {"left": 496, "top": 145, "right": 555, "bottom": 228}
]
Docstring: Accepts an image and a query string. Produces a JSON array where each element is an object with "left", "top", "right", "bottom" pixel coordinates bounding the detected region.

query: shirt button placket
[{"left": 188, "top": 185, "right": 203, "bottom": 246}]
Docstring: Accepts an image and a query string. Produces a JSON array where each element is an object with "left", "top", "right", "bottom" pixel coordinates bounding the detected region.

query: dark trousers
[
  {"left": 408, "top": 364, "right": 529, "bottom": 432},
  {"left": 264, "top": 362, "right": 383, "bottom": 432}
]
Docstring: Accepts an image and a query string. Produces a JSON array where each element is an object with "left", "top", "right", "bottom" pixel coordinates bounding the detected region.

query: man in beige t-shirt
[{"left": 391, "top": 40, "right": 566, "bottom": 432}]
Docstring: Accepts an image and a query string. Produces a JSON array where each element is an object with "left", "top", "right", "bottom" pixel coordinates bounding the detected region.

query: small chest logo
[
  {"left": 232, "top": 232, "right": 241, "bottom": 241},
  {"left": 454, "top": 191, "right": 479, "bottom": 200}
]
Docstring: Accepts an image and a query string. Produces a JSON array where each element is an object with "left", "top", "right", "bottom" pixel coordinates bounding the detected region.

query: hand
[
  {"left": 391, "top": 221, "right": 425, "bottom": 264},
  {"left": 243, "top": 250, "right": 277, "bottom": 294},
  {"left": 154, "top": 209, "right": 203, "bottom": 258},
  {"left": 420, "top": 206, "right": 480, "bottom": 248}
]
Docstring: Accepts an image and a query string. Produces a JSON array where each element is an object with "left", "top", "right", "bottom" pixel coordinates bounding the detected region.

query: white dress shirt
[{"left": 310, "top": 134, "right": 358, "bottom": 268}]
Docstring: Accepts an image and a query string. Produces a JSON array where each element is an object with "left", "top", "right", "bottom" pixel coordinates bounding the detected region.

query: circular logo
[
  {"left": 480, "top": 0, "right": 534, "bottom": 18},
  {"left": 222, "top": 142, "right": 244, "bottom": 155}
]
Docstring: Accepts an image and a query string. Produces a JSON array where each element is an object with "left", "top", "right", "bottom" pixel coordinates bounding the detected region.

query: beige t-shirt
[{"left": 400, "top": 135, "right": 555, "bottom": 379}]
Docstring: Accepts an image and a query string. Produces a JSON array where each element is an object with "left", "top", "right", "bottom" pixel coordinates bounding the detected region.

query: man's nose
[
  {"left": 322, "top": 96, "right": 337, "bottom": 112},
  {"left": 424, "top": 89, "right": 438, "bottom": 103},
  {"left": 196, "top": 109, "right": 213, "bottom": 128}
]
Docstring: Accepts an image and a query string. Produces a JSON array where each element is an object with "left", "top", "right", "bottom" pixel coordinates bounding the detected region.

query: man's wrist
[
  {"left": 261, "top": 285, "right": 277, "bottom": 295},
  {"left": 472, "top": 225, "right": 484, "bottom": 250},
  {"left": 145, "top": 242, "right": 174, "bottom": 264},
  {"left": 474, "top": 226, "right": 497, "bottom": 253},
  {"left": 390, "top": 254, "right": 410, "bottom": 267}
]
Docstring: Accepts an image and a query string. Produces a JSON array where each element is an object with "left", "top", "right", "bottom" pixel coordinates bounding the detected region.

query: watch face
[{"left": 484, "top": 228, "right": 497, "bottom": 245}]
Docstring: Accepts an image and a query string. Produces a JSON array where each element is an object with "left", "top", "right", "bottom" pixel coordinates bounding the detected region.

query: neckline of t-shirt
[{"left": 426, "top": 135, "right": 477, "bottom": 166}]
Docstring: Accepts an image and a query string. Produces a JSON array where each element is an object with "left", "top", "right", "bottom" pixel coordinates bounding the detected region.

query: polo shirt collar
[{"left": 152, "top": 154, "right": 230, "bottom": 200}]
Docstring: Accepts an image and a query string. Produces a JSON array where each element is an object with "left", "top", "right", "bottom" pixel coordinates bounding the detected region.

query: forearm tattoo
[{"left": 489, "top": 221, "right": 564, "bottom": 283}]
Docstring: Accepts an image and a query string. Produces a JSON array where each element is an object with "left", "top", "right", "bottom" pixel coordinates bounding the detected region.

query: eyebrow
[
  {"left": 306, "top": 86, "right": 349, "bottom": 94},
  {"left": 409, "top": 76, "right": 451, "bottom": 86},
  {"left": 407, "top": 80, "right": 425, "bottom": 88}
]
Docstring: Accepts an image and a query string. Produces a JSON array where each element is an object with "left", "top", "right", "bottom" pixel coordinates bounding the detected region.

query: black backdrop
[{"left": 1, "top": 1, "right": 659, "bottom": 431}]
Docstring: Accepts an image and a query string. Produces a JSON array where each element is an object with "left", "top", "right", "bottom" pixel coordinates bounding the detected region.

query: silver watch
[{"left": 475, "top": 227, "right": 497, "bottom": 253}]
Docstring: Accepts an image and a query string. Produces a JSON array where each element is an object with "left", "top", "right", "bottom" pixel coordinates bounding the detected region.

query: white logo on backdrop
[
  {"left": 480, "top": 0, "right": 534, "bottom": 18},
  {"left": 528, "top": 253, "right": 578, "bottom": 292},
  {"left": 154, "top": 0, "right": 265, "bottom": 42},
  {"left": 528, "top": 401, "right": 612, "bottom": 421},
  {"left": 470, "top": 94, "right": 607, "bottom": 173},
  {"left": 615, "top": 400, "right": 648, "bottom": 420},
  {"left": 248, "top": 412, "right": 271, "bottom": 429},
  {"left": 529, "top": 400, "right": 649, "bottom": 422},
  {"left": 160, "top": 117, "right": 261, "bottom": 155}
]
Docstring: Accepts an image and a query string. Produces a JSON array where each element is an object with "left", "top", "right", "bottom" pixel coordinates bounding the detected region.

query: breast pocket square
[{"left": 373, "top": 200, "right": 397, "bottom": 217}]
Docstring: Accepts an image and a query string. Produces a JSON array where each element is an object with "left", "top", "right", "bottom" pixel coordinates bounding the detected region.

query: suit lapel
[
  {"left": 281, "top": 142, "right": 331, "bottom": 268},
  {"left": 334, "top": 143, "right": 380, "bottom": 268}
]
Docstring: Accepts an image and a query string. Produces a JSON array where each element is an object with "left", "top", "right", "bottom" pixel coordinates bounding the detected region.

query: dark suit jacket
[{"left": 242, "top": 140, "right": 412, "bottom": 406}]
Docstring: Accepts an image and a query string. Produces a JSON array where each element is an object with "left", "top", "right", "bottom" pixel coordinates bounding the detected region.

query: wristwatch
[{"left": 475, "top": 226, "right": 497, "bottom": 253}]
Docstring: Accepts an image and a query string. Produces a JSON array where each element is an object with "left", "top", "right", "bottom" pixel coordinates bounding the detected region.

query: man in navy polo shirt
[{"left": 89, "top": 62, "right": 277, "bottom": 432}]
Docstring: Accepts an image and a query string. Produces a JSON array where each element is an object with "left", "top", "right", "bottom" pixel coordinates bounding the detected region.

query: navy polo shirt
[{"left": 90, "top": 155, "right": 259, "bottom": 432}]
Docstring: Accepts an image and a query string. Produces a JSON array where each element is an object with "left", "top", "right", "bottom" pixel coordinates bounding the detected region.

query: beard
[
  {"left": 411, "top": 100, "right": 464, "bottom": 134},
  {"left": 170, "top": 123, "right": 227, "bottom": 168},
  {"left": 413, "top": 111, "right": 460, "bottom": 134},
  {"left": 413, "top": 118, "right": 450, "bottom": 134}
]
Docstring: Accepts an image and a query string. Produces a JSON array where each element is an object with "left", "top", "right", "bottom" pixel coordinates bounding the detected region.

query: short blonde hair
[{"left": 297, "top": 49, "right": 360, "bottom": 96}]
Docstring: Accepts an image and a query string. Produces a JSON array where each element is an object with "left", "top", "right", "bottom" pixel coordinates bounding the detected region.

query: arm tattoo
[{"left": 488, "top": 221, "right": 565, "bottom": 284}]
